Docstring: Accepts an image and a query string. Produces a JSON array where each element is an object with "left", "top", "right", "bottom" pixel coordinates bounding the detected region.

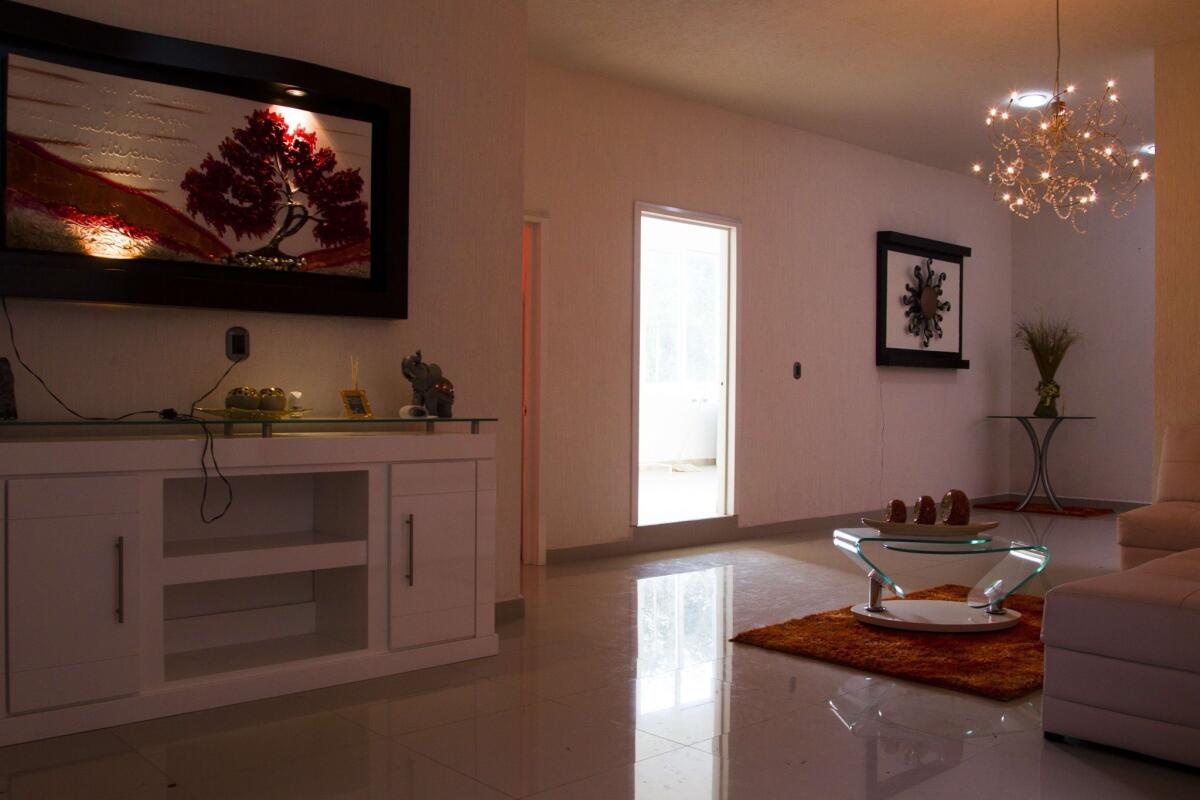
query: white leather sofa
[
  {"left": 1041, "top": 548, "right": 1200, "bottom": 766},
  {"left": 1117, "top": 424, "right": 1200, "bottom": 568}
]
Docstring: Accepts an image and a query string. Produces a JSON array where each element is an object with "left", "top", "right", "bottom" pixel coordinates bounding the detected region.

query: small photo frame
[{"left": 340, "top": 389, "right": 373, "bottom": 419}]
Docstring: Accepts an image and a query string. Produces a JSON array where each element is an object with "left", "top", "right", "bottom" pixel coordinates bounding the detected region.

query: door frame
[
  {"left": 631, "top": 202, "right": 740, "bottom": 527},
  {"left": 521, "top": 214, "right": 548, "bottom": 565}
]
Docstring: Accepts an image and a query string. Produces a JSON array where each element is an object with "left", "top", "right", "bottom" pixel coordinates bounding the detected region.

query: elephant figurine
[{"left": 401, "top": 350, "right": 455, "bottom": 418}]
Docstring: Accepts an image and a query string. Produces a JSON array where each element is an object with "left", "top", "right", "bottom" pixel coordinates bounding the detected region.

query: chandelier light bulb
[
  {"left": 1104, "top": 147, "right": 1113, "bottom": 156},
  {"left": 1083, "top": 131, "right": 1091, "bottom": 139},
  {"left": 1067, "top": 84, "right": 1076, "bottom": 93},
  {"left": 1141, "top": 171, "right": 1150, "bottom": 180},
  {"left": 1007, "top": 166, "right": 1015, "bottom": 174},
  {"left": 1132, "top": 158, "right": 1139, "bottom": 167},
  {"left": 1016, "top": 198, "right": 1025, "bottom": 206},
  {"left": 1110, "top": 94, "right": 1118, "bottom": 102},
  {"left": 972, "top": 163, "right": 982, "bottom": 173},
  {"left": 1002, "top": 193, "right": 1012, "bottom": 201},
  {"left": 1107, "top": 80, "right": 1116, "bottom": 88},
  {"left": 1041, "top": 171, "right": 1051, "bottom": 179},
  {"left": 1001, "top": 112, "right": 1009, "bottom": 120}
]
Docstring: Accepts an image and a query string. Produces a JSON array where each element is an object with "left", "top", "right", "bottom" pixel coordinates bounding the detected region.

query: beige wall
[
  {"left": 1155, "top": 38, "right": 1200, "bottom": 473},
  {"left": 10, "top": 1, "right": 526, "bottom": 599},
  {"left": 1009, "top": 192, "right": 1155, "bottom": 503},
  {"left": 525, "top": 61, "right": 1014, "bottom": 551}
]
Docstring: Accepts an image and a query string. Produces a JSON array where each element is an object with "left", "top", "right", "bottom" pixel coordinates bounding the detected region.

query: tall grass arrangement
[{"left": 1015, "top": 318, "right": 1079, "bottom": 417}]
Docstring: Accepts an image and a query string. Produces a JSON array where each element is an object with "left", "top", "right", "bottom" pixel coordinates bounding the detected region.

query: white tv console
[{"left": 0, "top": 427, "right": 497, "bottom": 745}]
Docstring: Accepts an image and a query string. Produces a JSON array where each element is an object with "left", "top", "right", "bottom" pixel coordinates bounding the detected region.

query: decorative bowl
[
  {"left": 198, "top": 406, "right": 310, "bottom": 421},
  {"left": 860, "top": 518, "right": 999, "bottom": 537},
  {"left": 225, "top": 386, "right": 260, "bottom": 410},
  {"left": 258, "top": 387, "right": 287, "bottom": 411}
]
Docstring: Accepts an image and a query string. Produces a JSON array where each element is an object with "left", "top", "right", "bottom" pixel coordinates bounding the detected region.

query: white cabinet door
[
  {"left": 7, "top": 478, "right": 139, "bottom": 714},
  {"left": 389, "top": 492, "right": 476, "bottom": 649}
]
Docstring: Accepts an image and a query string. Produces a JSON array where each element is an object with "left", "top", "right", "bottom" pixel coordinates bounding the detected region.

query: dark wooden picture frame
[
  {"left": 339, "top": 388, "right": 372, "bottom": 419},
  {"left": 0, "top": 0, "right": 409, "bottom": 319},
  {"left": 875, "top": 231, "right": 971, "bottom": 369}
]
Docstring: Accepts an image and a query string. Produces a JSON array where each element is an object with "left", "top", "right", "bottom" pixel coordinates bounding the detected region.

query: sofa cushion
[
  {"left": 1156, "top": 424, "right": 1200, "bottom": 503},
  {"left": 1117, "top": 501, "right": 1200, "bottom": 552},
  {"left": 1043, "top": 548, "right": 1200, "bottom": 673}
]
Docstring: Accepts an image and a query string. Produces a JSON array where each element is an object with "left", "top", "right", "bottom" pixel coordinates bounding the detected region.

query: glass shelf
[{"left": 0, "top": 416, "right": 497, "bottom": 438}]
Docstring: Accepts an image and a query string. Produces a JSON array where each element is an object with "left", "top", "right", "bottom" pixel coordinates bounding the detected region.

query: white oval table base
[{"left": 851, "top": 599, "right": 1021, "bottom": 633}]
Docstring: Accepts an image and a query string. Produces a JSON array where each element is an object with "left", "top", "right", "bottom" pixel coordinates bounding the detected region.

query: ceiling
[{"left": 528, "top": 0, "right": 1200, "bottom": 173}]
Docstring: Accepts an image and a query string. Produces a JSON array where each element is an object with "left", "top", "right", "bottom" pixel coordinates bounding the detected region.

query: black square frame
[
  {"left": 875, "top": 231, "right": 971, "bottom": 369},
  {"left": 0, "top": 0, "right": 410, "bottom": 319}
]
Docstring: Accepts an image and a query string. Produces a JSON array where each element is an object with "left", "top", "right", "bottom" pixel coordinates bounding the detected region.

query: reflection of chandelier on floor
[{"left": 973, "top": 0, "right": 1149, "bottom": 232}]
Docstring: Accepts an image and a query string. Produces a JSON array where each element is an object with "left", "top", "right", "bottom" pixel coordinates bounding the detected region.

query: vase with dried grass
[{"left": 1015, "top": 318, "right": 1079, "bottom": 418}]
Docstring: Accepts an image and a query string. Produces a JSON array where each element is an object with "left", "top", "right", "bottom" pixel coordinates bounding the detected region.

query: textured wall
[
  {"left": 1155, "top": 38, "right": 1200, "bottom": 474},
  {"left": 1009, "top": 193, "right": 1155, "bottom": 503},
  {"left": 9, "top": 1, "right": 526, "bottom": 600},
  {"left": 525, "top": 61, "right": 1014, "bottom": 551}
]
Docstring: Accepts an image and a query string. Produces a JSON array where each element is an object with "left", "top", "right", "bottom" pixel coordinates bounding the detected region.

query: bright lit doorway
[{"left": 634, "top": 204, "right": 737, "bottom": 527}]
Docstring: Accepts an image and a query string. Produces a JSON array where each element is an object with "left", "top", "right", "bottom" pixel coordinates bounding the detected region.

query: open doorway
[
  {"left": 633, "top": 204, "right": 737, "bottom": 527},
  {"left": 521, "top": 216, "right": 547, "bottom": 564}
]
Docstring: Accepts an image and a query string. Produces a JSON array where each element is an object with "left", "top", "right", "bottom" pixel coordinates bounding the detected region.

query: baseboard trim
[
  {"left": 494, "top": 596, "right": 525, "bottom": 624},
  {"left": 546, "top": 492, "right": 1142, "bottom": 564}
]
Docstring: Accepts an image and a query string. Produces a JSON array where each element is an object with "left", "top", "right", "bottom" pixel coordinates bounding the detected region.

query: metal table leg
[
  {"left": 1015, "top": 418, "right": 1042, "bottom": 511},
  {"left": 866, "top": 570, "right": 886, "bottom": 612},
  {"left": 1039, "top": 417, "right": 1066, "bottom": 511},
  {"left": 1014, "top": 417, "right": 1066, "bottom": 512}
]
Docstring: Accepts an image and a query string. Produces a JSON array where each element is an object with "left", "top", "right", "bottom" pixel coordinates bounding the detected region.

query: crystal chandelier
[{"left": 973, "top": 0, "right": 1149, "bottom": 232}]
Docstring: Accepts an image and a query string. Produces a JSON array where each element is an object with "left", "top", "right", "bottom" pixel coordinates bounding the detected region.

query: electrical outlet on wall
[
  {"left": 793, "top": 361, "right": 802, "bottom": 380},
  {"left": 226, "top": 327, "right": 249, "bottom": 362}
]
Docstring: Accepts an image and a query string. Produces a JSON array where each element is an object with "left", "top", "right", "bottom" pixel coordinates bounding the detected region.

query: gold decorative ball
[
  {"left": 225, "top": 386, "right": 260, "bottom": 410},
  {"left": 258, "top": 387, "right": 287, "bottom": 411}
]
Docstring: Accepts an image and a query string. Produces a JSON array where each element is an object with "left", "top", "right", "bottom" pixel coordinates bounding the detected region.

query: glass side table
[
  {"left": 833, "top": 528, "right": 1049, "bottom": 632},
  {"left": 987, "top": 415, "right": 1095, "bottom": 511}
]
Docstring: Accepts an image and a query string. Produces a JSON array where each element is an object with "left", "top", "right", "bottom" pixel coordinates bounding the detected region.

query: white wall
[
  {"left": 8, "top": 1, "right": 526, "bottom": 600},
  {"left": 1008, "top": 194, "right": 1155, "bottom": 503},
  {"left": 526, "top": 61, "right": 1014, "bottom": 552}
]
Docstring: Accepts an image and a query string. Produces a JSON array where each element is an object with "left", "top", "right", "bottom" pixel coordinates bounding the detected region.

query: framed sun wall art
[
  {"left": 0, "top": 0, "right": 410, "bottom": 318},
  {"left": 875, "top": 231, "right": 971, "bottom": 369}
]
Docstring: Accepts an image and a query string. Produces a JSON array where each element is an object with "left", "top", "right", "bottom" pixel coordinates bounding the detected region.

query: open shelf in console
[
  {"left": 162, "top": 470, "right": 368, "bottom": 586},
  {"left": 164, "top": 567, "right": 367, "bottom": 683}
]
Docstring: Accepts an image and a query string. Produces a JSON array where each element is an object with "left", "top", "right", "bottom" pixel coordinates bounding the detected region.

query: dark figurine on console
[{"left": 401, "top": 350, "right": 454, "bottom": 418}]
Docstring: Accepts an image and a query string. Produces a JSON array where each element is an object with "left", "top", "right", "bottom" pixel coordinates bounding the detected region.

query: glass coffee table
[{"left": 833, "top": 528, "right": 1049, "bottom": 632}]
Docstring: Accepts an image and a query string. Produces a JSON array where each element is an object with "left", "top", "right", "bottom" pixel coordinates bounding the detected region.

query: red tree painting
[{"left": 181, "top": 109, "right": 368, "bottom": 270}]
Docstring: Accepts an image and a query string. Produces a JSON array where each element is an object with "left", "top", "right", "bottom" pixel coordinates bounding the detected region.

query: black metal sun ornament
[{"left": 901, "top": 258, "right": 950, "bottom": 348}]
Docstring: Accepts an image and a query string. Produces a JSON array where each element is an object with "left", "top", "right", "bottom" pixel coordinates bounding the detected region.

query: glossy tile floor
[{"left": 3, "top": 511, "right": 1199, "bottom": 798}]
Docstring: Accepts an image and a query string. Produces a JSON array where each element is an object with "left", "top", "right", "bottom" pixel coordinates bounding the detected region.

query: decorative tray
[
  {"left": 196, "top": 407, "right": 311, "bottom": 420},
  {"left": 860, "top": 518, "right": 999, "bottom": 537}
]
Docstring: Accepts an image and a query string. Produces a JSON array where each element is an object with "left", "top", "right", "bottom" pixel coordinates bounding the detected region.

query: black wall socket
[
  {"left": 226, "top": 327, "right": 249, "bottom": 362},
  {"left": 793, "top": 361, "right": 802, "bottom": 380}
]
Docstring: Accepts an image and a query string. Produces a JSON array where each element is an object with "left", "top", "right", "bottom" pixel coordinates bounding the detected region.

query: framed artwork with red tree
[{"left": 0, "top": 0, "right": 409, "bottom": 318}]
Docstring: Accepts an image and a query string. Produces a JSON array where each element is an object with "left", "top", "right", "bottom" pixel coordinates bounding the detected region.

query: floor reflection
[
  {"left": 828, "top": 676, "right": 1040, "bottom": 799},
  {"left": 635, "top": 566, "right": 730, "bottom": 798}
]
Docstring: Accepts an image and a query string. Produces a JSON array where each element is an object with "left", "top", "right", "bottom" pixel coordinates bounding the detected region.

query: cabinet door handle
[
  {"left": 115, "top": 535, "right": 125, "bottom": 624},
  {"left": 405, "top": 514, "right": 415, "bottom": 586}
]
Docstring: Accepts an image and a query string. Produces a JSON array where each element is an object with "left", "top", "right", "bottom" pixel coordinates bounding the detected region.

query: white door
[{"left": 635, "top": 205, "right": 737, "bottom": 526}]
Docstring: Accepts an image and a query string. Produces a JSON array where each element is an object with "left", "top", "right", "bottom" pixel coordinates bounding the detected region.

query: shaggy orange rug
[{"left": 731, "top": 584, "right": 1044, "bottom": 701}]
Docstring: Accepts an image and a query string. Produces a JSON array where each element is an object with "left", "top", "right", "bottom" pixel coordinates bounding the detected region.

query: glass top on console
[
  {"left": 833, "top": 527, "right": 1049, "bottom": 610},
  {"left": 986, "top": 415, "right": 1095, "bottom": 420},
  {"left": 0, "top": 416, "right": 498, "bottom": 438}
]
